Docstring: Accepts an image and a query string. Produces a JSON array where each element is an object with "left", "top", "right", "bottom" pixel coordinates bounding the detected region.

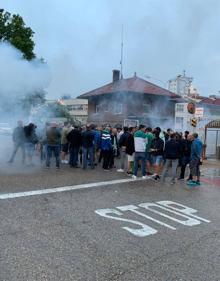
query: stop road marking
[{"left": 95, "top": 201, "right": 210, "bottom": 237}]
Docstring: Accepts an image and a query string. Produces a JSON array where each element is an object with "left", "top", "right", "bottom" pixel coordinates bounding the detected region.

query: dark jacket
[
  {"left": 125, "top": 134, "right": 135, "bottom": 155},
  {"left": 67, "top": 128, "right": 82, "bottom": 147},
  {"left": 81, "top": 130, "right": 94, "bottom": 148},
  {"left": 119, "top": 131, "right": 130, "bottom": 147},
  {"left": 181, "top": 139, "right": 191, "bottom": 158},
  {"left": 46, "top": 127, "right": 61, "bottom": 145},
  {"left": 24, "top": 126, "right": 38, "bottom": 144},
  {"left": 164, "top": 139, "right": 181, "bottom": 159},
  {"left": 150, "top": 137, "right": 164, "bottom": 156}
]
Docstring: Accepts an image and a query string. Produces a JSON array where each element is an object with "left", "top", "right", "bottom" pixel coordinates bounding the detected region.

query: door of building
[{"left": 205, "top": 120, "right": 220, "bottom": 157}]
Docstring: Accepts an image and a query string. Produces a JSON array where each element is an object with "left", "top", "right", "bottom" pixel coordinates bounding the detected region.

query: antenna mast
[{"left": 120, "top": 25, "right": 124, "bottom": 79}]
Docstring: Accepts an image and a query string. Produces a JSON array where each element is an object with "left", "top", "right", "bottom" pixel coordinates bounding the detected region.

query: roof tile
[{"left": 78, "top": 76, "right": 179, "bottom": 98}]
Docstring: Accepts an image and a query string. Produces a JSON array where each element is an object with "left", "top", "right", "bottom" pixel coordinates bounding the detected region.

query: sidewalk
[{"left": 203, "top": 157, "right": 220, "bottom": 167}]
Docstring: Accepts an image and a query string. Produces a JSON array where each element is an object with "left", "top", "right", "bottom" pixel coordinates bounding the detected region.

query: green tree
[
  {"left": 50, "top": 102, "right": 74, "bottom": 121},
  {"left": 0, "top": 9, "right": 35, "bottom": 60},
  {"left": 21, "top": 91, "right": 46, "bottom": 114}
]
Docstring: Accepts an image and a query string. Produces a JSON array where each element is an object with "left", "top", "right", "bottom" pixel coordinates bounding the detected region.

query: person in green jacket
[
  {"left": 145, "top": 127, "right": 154, "bottom": 175},
  {"left": 132, "top": 125, "right": 147, "bottom": 179}
]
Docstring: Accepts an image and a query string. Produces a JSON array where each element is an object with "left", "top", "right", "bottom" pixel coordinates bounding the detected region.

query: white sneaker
[
  {"left": 132, "top": 175, "right": 137, "bottom": 180},
  {"left": 61, "top": 160, "right": 65, "bottom": 164},
  {"left": 117, "top": 169, "right": 124, "bottom": 172},
  {"left": 142, "top": 176, "right": 147, "bottom": 179},
  {"left": 64, "top": 160, "right": 69, "bottom": 164}
]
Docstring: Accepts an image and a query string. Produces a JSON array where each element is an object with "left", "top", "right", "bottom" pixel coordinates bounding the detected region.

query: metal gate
[{"left": 205, "top": 120, "right": 220, "bottom": 157}]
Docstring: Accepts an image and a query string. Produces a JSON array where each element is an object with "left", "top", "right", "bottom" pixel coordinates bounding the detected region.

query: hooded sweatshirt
[
  {"left": 134, "top": 130, "right": 147, "bottom": 152},
  {"left": 101, "top": 129, "right": 112, "bottom": 151}
]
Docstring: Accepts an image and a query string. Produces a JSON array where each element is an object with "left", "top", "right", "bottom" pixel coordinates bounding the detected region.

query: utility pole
[{"left": 120, "top": 25, "right": 124, "bottom": 79}]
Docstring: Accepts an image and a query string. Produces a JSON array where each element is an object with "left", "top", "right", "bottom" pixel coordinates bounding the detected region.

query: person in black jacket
[
  {"left": 161, "top": 132, "right": 181, "bottom": 184},
  {"left": 125, "top": 127, "right": 135, "bottom": 175},
  {"left": 24, "top": 123, "right": 38, "bottom": 166},
  {"left": 81, "top": 124, "right": 95, "bottom": 169},
  {"left": 67, "top": 126, "right": 82, "bottom": 168},
  {"left": 150, "top": 130, "right": 164, "bottom": 180},
  {"left": 178, "top": 131, "right": 192, "bottom": 180},
  {"left": 109, "top": 128, "right": 118, "bottom": 169}
]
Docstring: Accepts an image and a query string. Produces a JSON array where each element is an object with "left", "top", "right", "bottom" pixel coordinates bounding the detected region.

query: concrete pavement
[
  {"left": 0, "top": 160, "right": 220, "bottom": 280},
  {"left": 0, "top": 134, "right": 220, "bottom": 280}
]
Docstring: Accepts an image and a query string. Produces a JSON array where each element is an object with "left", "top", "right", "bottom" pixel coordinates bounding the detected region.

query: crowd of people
[{"left": 8, "top": 120, "right": 203, "bottom": 186}]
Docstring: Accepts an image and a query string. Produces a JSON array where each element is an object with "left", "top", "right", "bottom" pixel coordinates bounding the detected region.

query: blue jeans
[
  {"left": 152, "top": 155, "right": 163, "bottom": 166},
  {"left": 46, "top": 144, "right": 60, "bottom": 167},
  {"left": 82, "top": 146, "right": 94, "bottom": 169},
  {"left": 69, "top": 146, "right": 79, "bottom": 167},
  {"left": 134, "top": 152, "right": 146, "bottom": 176}
]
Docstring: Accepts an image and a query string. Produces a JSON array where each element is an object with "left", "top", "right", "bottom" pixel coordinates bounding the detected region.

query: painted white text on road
[{"left": 95, "top": 201, "right": 210, "bottom": 237}]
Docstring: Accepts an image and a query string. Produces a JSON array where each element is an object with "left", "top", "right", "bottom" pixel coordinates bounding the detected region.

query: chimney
[{"left": 112, "top": 69, "right": 120, "bottom": 83}]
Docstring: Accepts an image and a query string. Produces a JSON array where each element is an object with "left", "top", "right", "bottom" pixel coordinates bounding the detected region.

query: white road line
[{"left": 0, "top": 177, "right": 148, "bottom": 200}]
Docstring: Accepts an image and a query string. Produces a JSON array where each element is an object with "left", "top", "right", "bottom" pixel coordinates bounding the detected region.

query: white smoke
[
  {"left": 0, "top": 42, "right": 51, "bottom": 98},
  {"left": 0, "top": 42, "right": 51, "bottom": 170}
]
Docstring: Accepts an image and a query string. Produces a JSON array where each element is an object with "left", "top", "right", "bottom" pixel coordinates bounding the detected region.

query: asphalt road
[{"left": 0, "top": 134, "right": 220, "bottom": 281}]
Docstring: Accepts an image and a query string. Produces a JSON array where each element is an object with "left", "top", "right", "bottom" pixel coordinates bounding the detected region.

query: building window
[
  {"left": 143, "top": 103, "right": 151, "bottom": 115},
  {"left": 176, "top": 104, "right": 184, "bottom": 112},
  {"left": 67, "top": 104, "right": 84, "bottom": 111},
  {"left": 115, "top": 103, "right": 123, "bottom": 114},
  {"left": 175, "top": 117, "right": 184, "bottom": 130},
  {"left": 95, "top": 104, "right": 101, "bottom": 114}
]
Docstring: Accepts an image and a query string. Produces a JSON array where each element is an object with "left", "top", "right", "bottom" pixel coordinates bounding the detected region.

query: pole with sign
[
  {"left": 187, "top": 102, "right": 197, "bottom": 132},
  {"left": 195, "top": 107, "right": 204, "bottom": 118}
]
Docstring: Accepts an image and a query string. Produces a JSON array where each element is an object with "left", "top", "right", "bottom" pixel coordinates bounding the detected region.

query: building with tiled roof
[
  {"left": 200, "top": 97, "right": 220, "bottom": 106},
  {"left": 78, "top": 70, "right": 180, "bottom": 127}
]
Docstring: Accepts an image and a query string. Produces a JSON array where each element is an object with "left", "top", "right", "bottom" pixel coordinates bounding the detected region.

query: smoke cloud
[
  {"left": 0, "top": 42, "right": 51, "bottom": 99},
  {"left": 2, "top": 0, "right": 220, "bottom": 98}
]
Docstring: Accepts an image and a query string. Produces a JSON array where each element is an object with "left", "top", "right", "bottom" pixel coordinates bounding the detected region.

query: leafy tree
[
  {"left": 49, "top": 102, "right": 75, "bottom": 122},
  {"left": 0, "top": 9, "right": 35, "bottom": 60},
  {"left": 21, "top": 91, "right": 46, "bottom": 114}
]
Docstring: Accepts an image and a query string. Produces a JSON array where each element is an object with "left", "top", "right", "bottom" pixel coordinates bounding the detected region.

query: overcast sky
[{"left": 1, "top": 0, "right": 220, "bottom": 98}]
